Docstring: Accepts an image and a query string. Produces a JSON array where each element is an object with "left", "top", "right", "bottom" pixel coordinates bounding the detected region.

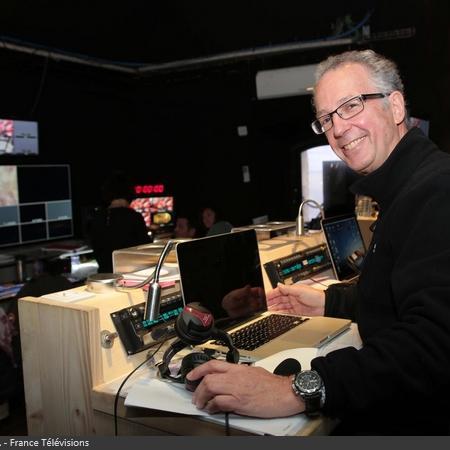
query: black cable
[
  {"left": 113, "top": 340, "right": 165, "bottom": 436},
  {"left": 29, "top": 56, "right": 49, "bottom": 117},
  {"left": 225, "top": 412, "right": 230, "bottom": 436}
]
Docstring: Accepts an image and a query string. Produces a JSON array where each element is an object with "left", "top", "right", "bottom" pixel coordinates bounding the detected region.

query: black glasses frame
[{"left": 311, "top": 93, "right": 390, "bottom": 135}]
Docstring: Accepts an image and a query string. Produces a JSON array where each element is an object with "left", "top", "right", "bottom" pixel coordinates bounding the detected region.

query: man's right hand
[{"left": 266, "top": 283, "right": 325, "bottom": 317}]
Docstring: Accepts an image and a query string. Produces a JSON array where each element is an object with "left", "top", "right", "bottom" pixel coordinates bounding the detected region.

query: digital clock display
[{"left": 134, "top": 184, "right": 165, "bottom": 195}]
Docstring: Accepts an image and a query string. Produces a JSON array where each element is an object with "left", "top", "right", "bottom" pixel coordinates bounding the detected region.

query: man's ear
[{"left": 390, "top": 91, "right": 406, "bottom": 125}]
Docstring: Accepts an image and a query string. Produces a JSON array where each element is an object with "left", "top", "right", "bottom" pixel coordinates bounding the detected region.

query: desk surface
[
  {"left": 18, "top": 234, "right": 361, "bottom": 436},
  {"left": 91, "top": 324, "right": 361, "bottom": 436}
]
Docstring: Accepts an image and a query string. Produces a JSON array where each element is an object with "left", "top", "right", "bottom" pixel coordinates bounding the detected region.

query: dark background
[{"left": 1, "top": 0, "right": 449, "bottom": 239}]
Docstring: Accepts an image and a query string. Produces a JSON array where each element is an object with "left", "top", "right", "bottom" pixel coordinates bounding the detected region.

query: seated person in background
[
  {"left": 199, "top": 205, "right": 233, "bottom": 237},
  {"left": 87, "top": 171, "right": 151, "bottom": 273},
  {"left": 173, "top": 213, "right": 198, "bottom": 239},
  {"left": 16, "top": 257, "right": 72, "bottom": 298}
]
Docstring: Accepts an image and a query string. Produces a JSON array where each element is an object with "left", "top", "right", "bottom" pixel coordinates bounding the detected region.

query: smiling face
[{"left": 314, "top": 63, "right": 408, "bottom": 174}]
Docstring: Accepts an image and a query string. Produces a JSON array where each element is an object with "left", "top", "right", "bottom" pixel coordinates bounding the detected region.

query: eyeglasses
[{"left": 311, "top": 93, "right": 390, "bottom": 135}]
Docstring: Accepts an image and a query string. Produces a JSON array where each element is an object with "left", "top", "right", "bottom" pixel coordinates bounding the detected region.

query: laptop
[
  {"left": 176, "top": 230, "right": 351, "bottom": 359},
  {"left": 321, "top": 214, "right": 367, "bottom": 282}
]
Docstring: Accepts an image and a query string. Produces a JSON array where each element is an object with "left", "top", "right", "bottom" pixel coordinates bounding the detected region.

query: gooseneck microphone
[
  {"left": 144, "top": 240, "right": 176, "bottom": 322},
  {"left": 296, "top": 199, "right": 324, "bottom": 236}
]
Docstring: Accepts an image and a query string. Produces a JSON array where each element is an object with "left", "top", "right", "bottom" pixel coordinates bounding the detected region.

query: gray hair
[
  {"left": 315, "top": 49, "right": 404, "bottom": 94},
  {"left": 314, "top": 49, "right": 409, "bottom": 125}
]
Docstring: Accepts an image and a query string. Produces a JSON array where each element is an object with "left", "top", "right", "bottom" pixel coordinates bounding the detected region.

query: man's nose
[{"left": 331, "top": 114, "right": 351, "bottom": 137}]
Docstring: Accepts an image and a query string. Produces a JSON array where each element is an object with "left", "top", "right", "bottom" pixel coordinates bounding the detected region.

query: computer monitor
[
  {"left": 322, "top": 160, "right": 360, "bottom": 217},
  {"left": 129, "top": 196, "right": 174, "bottom": 228},
  {"left": 0, "top": 119, "right": 39, "bottom": 155},
  {"left": 301, "top": 145, "right": 361, "bottom": 220},
  {"left": 0, "top": 165, "right": 73, "bottom": 247}
]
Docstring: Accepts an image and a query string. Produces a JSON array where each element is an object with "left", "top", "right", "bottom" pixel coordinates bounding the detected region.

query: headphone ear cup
[
  {"left": 180, "top": 352, "right": 214, "bottom": 392},
  {"left": 175, "top": 303, "right": 215, "bottom": 345},
  {"left": 211, "top": 328, "right": 240, "bottom": 364}
]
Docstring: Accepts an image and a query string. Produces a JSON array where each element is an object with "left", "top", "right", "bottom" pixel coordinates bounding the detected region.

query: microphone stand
[
  {"left": 296, "top": 199, "right": 324, "bottom": 236},
  {"left": 143, "top": 240, "right": 176, "bottom": 322}
]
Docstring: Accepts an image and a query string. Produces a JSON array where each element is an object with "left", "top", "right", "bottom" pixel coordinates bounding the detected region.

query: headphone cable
[{"left": 113, "top": 340, "right": 165, "bottom": 436}]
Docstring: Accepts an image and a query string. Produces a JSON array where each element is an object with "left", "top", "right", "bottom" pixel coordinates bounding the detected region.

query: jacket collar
[{"left": 350, "top": 127, "right": 434, "bottom": 210}]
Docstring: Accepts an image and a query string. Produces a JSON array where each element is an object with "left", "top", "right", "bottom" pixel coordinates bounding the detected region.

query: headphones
[{"left": 158, "top": 302, "right": 239, "bottom": 391}]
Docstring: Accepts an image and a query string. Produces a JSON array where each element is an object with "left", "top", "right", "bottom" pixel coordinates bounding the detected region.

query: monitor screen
[
  {"left": 301, "top": 145, "right": 361, "bottom": 220},
  {"left": 129, "top": 196, "right": 174, "bottom": 228},
  {"left": 0, "top": 165, "right": 73, "bottom": 247},
  {"left": 322, "top": 160, "right": 360, "bottom": 217},
  {"left": 0, "top": 119, "right": 38, "bottom": 155},
  {"left": 321, "top": 214, "right": 366, "bottom": 282}
]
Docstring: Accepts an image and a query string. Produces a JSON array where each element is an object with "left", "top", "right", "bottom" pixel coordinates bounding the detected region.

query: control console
[
  {"left": 264, "top": 243, "right": 331, "bottom": 288},
  {"left": 111, "top": 287, "right": 183, "bottom": 355}
]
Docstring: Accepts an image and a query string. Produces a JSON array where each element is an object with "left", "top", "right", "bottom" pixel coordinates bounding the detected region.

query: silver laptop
[
  {"left": 321, "top": 214, "right": 367, "bottom": 282},
  {"left": 176, "top": 230, "right": 351, "bottom": 360}
]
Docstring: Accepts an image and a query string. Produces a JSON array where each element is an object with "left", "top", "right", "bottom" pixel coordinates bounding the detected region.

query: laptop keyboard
[{"left": 214, "top": 314, "right": 309, "bottom": 351}]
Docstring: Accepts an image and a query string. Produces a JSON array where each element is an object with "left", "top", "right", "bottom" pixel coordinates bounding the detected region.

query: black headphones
[{"left": 158, "top": 302, "right": 239, "bottom": 391}]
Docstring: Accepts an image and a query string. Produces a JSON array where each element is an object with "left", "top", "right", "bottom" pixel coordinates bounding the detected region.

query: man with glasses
[{"left": 187, "top": 50, "right": 450, "bottom": 434}]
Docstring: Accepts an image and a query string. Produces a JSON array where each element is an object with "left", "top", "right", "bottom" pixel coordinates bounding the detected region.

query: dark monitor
[
  {"left": 176, "top": 229, "right": 266, "bottom": 329},
  {"left": 322, "top": 161, "right": 361, "bottom": 218},
  {"left": 129, "top": 196, "right": 174, "bottom": 229},
  {"left": 0, "top": 165, "right": 73, "bottom": 247},
  {"left": 0, "top": 119, "right": 38, "bottom": 155}
]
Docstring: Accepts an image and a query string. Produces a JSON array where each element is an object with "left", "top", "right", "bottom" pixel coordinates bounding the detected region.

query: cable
[
  {"left": 113, "top": 340, "right": 165, "bottom": 436},
  {"left": 0, "top": 9, "right": 377, "bottom": 76},
  {"left": 225, "top": 412, "right": 230, "bottom": 436},
  {"left": 29, "top": 56, "right": 49, "bottom": 117}
]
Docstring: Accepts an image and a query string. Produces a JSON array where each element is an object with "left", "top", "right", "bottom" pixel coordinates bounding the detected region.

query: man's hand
[
  {"left": 266, "top": 283, "right": 325, "bottom": 317},
  {"left": 187, "top": 359, "right": 304, "bottom": 418}
]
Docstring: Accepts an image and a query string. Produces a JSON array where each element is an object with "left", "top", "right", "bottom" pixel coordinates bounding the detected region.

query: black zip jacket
[{"left": 311, "top": 128, "right": 450, "bottom": 434}]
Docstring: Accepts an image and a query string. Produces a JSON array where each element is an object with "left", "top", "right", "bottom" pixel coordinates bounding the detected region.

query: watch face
[{"left": 296, "top": 370, "right": 322, "bottom": 394}]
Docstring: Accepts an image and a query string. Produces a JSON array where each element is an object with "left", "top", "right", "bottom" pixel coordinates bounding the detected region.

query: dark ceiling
[{"left": 1, "top": 0, "right": 425, "bottom": 73}]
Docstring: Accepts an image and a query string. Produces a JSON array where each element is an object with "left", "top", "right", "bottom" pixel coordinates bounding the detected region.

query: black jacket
[{"left": 311, "top": 128, "right": 450, "bottom": 434}]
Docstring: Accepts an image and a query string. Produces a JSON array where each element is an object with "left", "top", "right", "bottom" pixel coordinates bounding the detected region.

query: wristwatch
[{"left": 292, "top": 370, "right": 325, "bottom": 417}]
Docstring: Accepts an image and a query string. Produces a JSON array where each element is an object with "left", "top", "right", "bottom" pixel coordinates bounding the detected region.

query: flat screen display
[
  {"left": 129, "top": 196, "right": 174, "bottom": 228},
  {"left": 321, "top": 214, "right": 366, "bottom": 282},
  {"left": 0, "top": 119, "right": 38, "bottom": 155},
  {"left": 0, "top": 165, "right": 73, "bottom": 247}
]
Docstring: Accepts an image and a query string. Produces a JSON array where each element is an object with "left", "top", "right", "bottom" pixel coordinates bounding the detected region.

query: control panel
[
  {"left": 263, "top": 243, "right": 331, "bottom": 288},
  {"left": 111, "top": 287, "right": 183, "bottom": 355}
]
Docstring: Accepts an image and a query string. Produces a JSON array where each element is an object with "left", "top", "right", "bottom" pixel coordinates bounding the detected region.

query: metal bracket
[{"left": 100, "top": 330, "right": 118, "bottom": 349}]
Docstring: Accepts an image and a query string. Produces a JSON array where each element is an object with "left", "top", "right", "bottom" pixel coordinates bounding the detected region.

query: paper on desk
[
  {"left": 42, "top": 290, "right": 95, "bottom": 303},
  {"left": 125, "top": 347, "right": 317, "bottom": 435},
  {"left": 121, "top": 263, "right": 180, "bottom": 283}
]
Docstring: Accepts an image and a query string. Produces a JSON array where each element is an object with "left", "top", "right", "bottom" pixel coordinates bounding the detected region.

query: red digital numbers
[{"left": 134, "top": 184, "right": 165, "bottom": 195}]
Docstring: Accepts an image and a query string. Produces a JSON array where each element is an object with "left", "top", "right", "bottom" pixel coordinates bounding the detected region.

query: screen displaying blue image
[
  {"left": 322, "top": 214, "right": 366, "bottom": 281},
  {"left": 0, "top": 119, "right": 38, "bottom": 155}
]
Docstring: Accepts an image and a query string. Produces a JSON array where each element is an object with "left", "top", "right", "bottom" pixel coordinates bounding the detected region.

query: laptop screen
[
  {"left": 321, "top": 214, "right": 366, "bottom": 281},
  {"left": 176, "top": 230, "right": 267, "bottom": 329}
]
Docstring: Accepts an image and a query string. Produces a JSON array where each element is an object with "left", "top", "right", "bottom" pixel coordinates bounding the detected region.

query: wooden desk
[
  {"left": 18, "top": 235, "right": 359, "bottom": 436},
  {"left": 90, "top": 376, "right": 339, "bottom": 436},
  {"left": 89, "top": 323, "right": 359, "bottom": 436}
]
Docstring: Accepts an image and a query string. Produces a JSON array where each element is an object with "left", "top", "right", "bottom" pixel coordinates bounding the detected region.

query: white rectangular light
[{"left": 256, "top": 64, "right": 317, "bottom": 100}]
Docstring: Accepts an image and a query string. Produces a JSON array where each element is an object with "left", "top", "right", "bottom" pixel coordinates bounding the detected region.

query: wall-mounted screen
[
  {"left": 0, "top": 119, "right": 38, "bottom": 155},
  {"left": 129, "top": 196, "right": 174, "bottom": 228},
  {"left": 0, "top": 165, "right": 73, "bottom": 247}
]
